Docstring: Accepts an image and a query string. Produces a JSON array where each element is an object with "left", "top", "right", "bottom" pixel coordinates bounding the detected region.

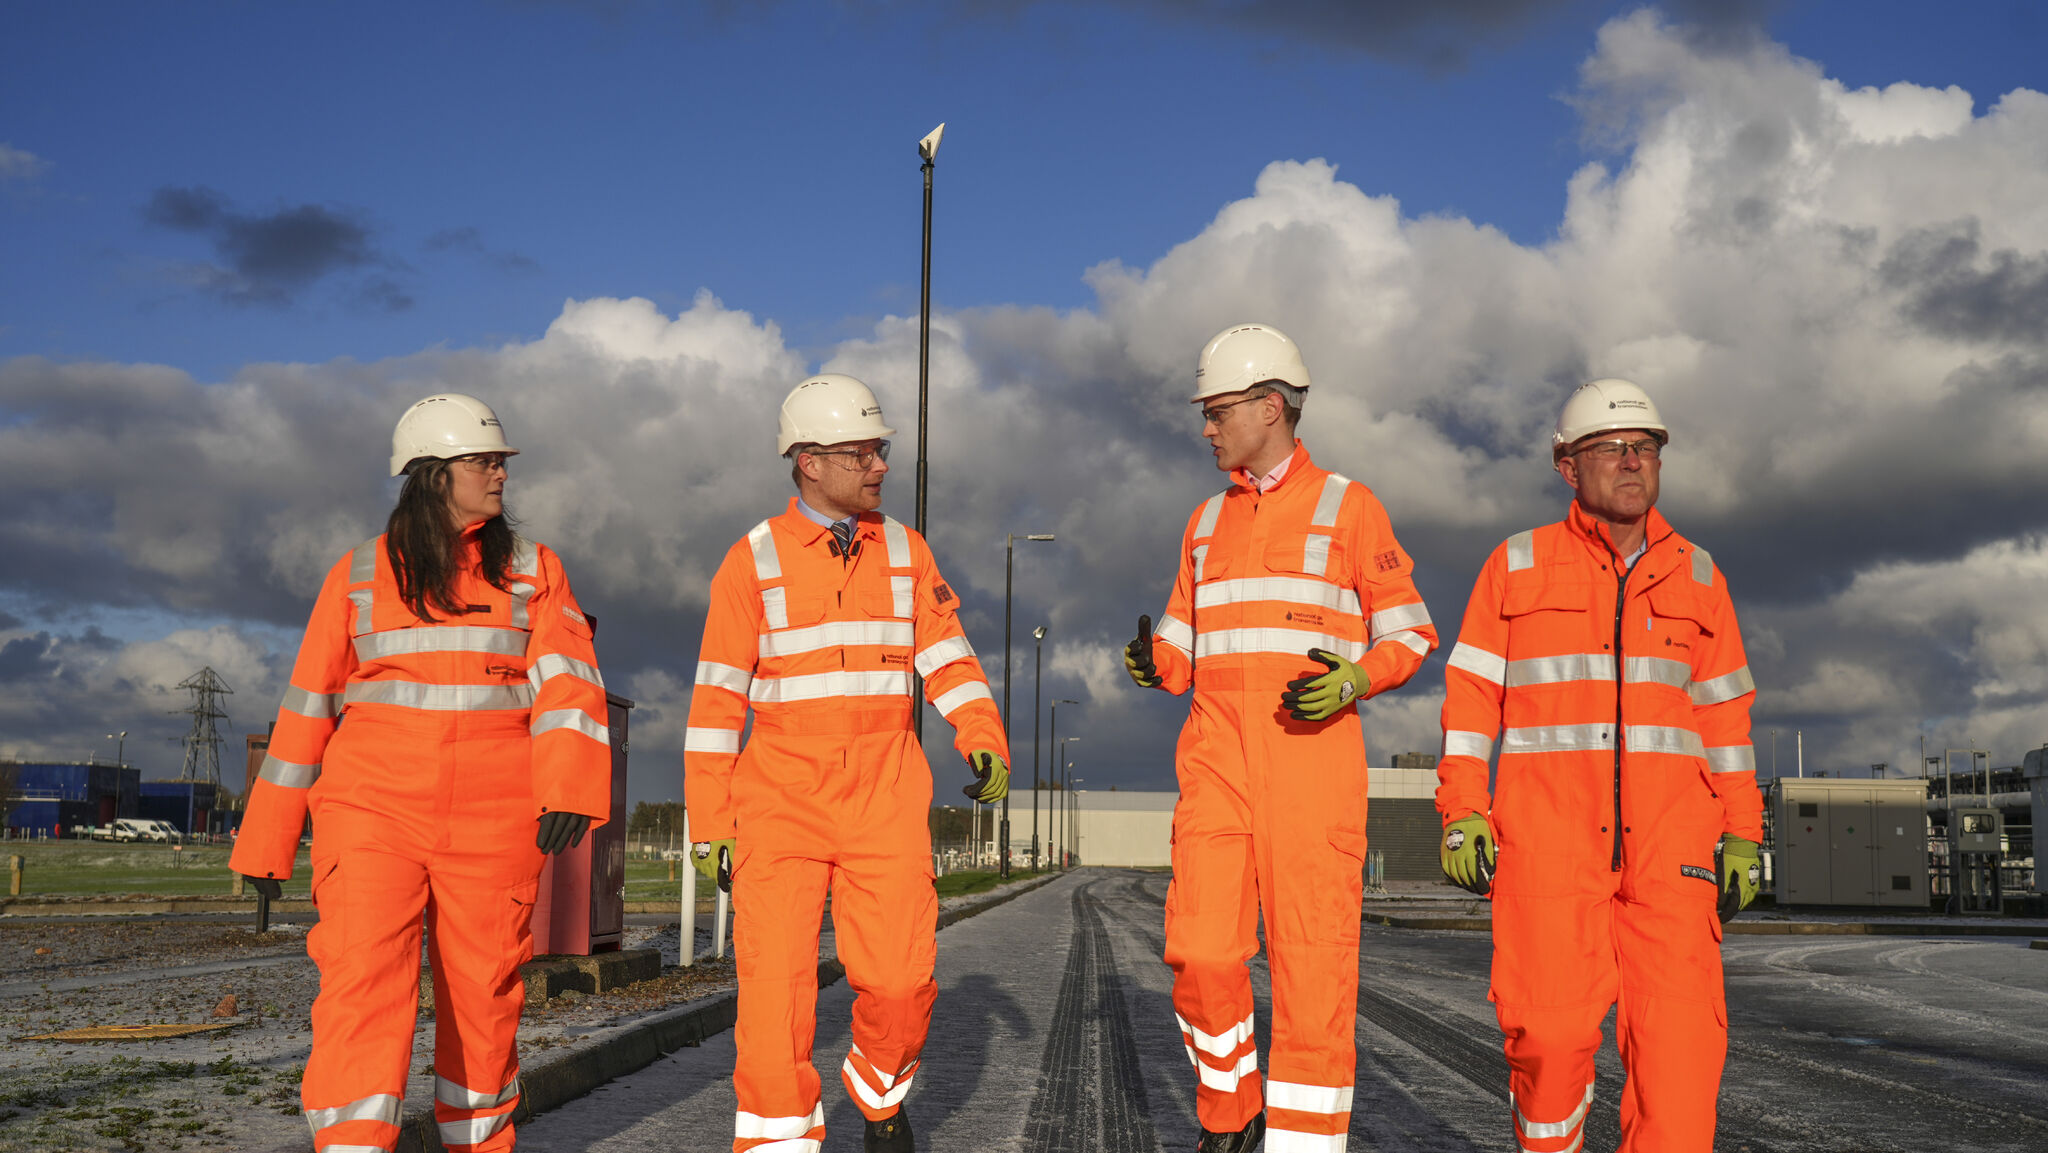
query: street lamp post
[
  {"left": 105, "top": 731, "right": 127, "bottom": 767},
  {"left": 1049, "top": 700, "right": 1077, "bottom": 869},
  {"left": 1069, "top": 775, "right": 1084, "bottom": 868},
  {"left": 911, "top": 121, "right": 944, "bottom": 746},
  {"left": 1001, "top": 533, "right": 1055, "bottom": 877},
  {"left": 1060, "top": 741, "right": 1082, "bottom": 867},
  {"left": 1030, "top": 626, "right": 1048, "bottom": 870}
]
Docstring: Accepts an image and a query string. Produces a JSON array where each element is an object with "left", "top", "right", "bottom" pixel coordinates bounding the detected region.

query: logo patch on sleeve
[
  {"left": 1374, "top": 549, "right": 1401, "bottom": 573},
  {"left": 933, "top": 582, "right": 955, "bottom": 606}
]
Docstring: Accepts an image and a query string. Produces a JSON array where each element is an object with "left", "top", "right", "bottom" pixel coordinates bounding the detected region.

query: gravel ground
[{"left": 0, "top": 878, "right": 1040, "bottom": 1151}]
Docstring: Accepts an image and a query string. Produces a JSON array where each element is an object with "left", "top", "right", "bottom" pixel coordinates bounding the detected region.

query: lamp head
[
  {"left": 919, "top": 122, "right": 946, "bottom": 162},
  {"left": 1026, "top": 533, "right": 1055, "bottom": 541},
  {"left": 1033, "top": 625, "right": 1048, "bottom": 640}
]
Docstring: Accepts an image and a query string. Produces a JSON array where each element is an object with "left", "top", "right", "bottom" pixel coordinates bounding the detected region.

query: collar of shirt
[
  {"left": 1234, "top": 440, "right": 1308, "bottom": 493},
  {"left": 796, "top": 497, "right": 858, "bottom": 535}
]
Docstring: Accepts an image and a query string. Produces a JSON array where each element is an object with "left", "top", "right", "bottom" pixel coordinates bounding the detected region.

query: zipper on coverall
[{"left": 1609, "top": 543, "right": 1630, "bottom": 872}]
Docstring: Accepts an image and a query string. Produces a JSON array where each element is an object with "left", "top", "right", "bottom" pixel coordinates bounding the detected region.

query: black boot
[
  {"left": 864, "top": 1106, "right": 914, "bottom": 1153},
  {"left": 1197, "top": 1110, "right": 1265, "bottom": 1153}
]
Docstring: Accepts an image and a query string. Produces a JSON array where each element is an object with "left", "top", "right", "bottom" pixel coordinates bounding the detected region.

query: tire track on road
[{"left": 1022, "top": 880, "right": 1159, "bottom": 1153}]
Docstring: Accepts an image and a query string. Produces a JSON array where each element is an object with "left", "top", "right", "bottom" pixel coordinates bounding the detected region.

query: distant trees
[{"left": 627, "top": 801, "right": 687, "bottom": 845}]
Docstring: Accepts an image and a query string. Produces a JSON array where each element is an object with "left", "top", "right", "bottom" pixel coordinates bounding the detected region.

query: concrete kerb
[
  {"left": 1365, "top": 911, "right": 2048, "bottom": 936},
  {"left": 392, "top": 871, "right": 1060, "bottom": 1153}
]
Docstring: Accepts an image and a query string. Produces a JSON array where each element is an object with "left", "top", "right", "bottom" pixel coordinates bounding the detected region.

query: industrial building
[{"left": 2, "top": 761, "right": 226, "bottom": 838}]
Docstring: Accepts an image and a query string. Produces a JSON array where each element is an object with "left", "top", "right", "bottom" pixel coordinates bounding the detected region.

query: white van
[{"left": 111, "top": 818, "right": 182, "bottom": 843}]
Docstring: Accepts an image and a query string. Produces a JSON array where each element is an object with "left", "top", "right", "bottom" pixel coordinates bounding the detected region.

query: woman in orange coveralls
[{"left": 231, "top": 393, "right": 612, "bottom": 1153}]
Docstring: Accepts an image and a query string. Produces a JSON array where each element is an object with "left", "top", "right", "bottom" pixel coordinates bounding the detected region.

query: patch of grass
[
  {"left": 934, "top": 870, "right": 1006, "bottom": 898},
  {"left": 0, "top": 841, "right": 314, "bottom": 897}
]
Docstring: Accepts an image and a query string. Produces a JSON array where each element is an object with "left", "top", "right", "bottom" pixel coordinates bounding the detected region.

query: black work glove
[
  {"left": 1125, "top": 614, "right": 1162, "bottom": 688},
  {"left": 243, "top": 875, "right": 282, "bottom": 901},
  {"left": 536, "top": 811, "right": 591, "bottom": 856}
]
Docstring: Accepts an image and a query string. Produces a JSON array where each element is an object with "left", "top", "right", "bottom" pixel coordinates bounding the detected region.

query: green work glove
[
  {"left": 963, "top": 750, "right": 1009, "bottom": 803},
  {"left": 692, "top": 838, "right": 735, "bottom": 893},
  {"left": 1717, "top": 834, "right": 1760, "bottom": 922},
  {"left": 1440, "top": 815, "right": 1496, "bottom": 896},
  {"left": 1125, "top": 614, "right": 1162, "bottom": 688},
  {"left": 1280, "top": 648, "right": 1369, "bottom": 721}
]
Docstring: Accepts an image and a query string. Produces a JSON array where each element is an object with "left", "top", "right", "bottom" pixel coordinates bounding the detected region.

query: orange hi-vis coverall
[
  {"left": 231, "top": 527, "right": 611, "bottom": 1153},
  {"left": 1147, "top": 443, "right": 1437, "bottom": 1150},
  {"left": 685, "top": 500, "right": 1007, "bottom": 1153},
  {"left": 1437, "top": 502, "right": 1759, "bottom": 1153}
]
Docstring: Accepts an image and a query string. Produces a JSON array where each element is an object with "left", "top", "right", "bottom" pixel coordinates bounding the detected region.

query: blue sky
[{"left": 6, "top": 1, "right": 2048, "bottom": 807}]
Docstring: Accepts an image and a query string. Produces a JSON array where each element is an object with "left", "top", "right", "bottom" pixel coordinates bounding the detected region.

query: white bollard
[{"left": 680, "top": 810, "right": 696, "bottom": 968}]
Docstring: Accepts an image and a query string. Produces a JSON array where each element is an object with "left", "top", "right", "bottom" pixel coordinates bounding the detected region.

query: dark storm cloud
[
  {"left": 0, "top": 633, "right": 59, "bottom": 683},
  {"left": 1882, "top": 220, "right": 2048, "bottom": 345},
  {"left": 141, "top": 185, "right": 407, "bottom": 309},
  {"left": 1661, "top": 0, "right": 1784, "bottom": 51}
]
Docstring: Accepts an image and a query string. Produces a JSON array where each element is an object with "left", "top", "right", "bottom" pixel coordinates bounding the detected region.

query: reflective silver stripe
[
  {"left": 1625, "top": 724, "right": 1705, "bottom": 758},
  {"left": 735, "top": 1105, "right": 825, "bottom": 1141},
  {"left": 355, "top": 626, "right": 526, "bottom": 662},
  {"left": 1368, "top": 602, "right": 1432, "bottom": 640},
  {"left": 847, "top": 1042, "right": 916, "bottom": 1089},
  {"left": 561, "top": 603, "right": 587, "bottom": 626},
  {"left": 508, "top": 581, "right": 536, "bottom": 629},
  {"left": 533, "top": 709, "right": 607, "bottom": 742},
  {"left": 348, "top": 588, "right": 375, "bottom": 634},
  {"left": 1266, "top": 1079, "right": 1354, "bottom": 1115},
  {"left": 1515, "top": 1083, "right": 1594, "bottom": 1141},
  {"left": 1447, "top": 642, "right": 1507, "bottom": 685},
  {"left": 1706, "top": 744, "right": 1756, "bottom": 774},
  {"left": 694, "top": 661, "right": 753, "bottom": 696},
  {"left": 1502, "top": 723, "right": 1612, "bottom": 754},
  {"left": 343, "top": 681, "right": 535, "bottom": 710},
  {"left": 1690, "top": 665, "right": 1755, "bottom": 705},
  {"left": 1505, "top": 530, "right": 1536, "bottom": 572},
  {"left": 1196, "top": 1049, "right": 1259, "bottom": 1092},
  {"left": 1692, "top": 546, "right": 1714, "bottom": 585},
  {"left": 1384, "top": 630, "right": 1431, "bottom": 657},
  {"left": 1626, "top": 656, "right": 1692, "bottom": 689},
  {"left": 760, "top": 586, "right": 789, "bottom": 630},
  {"left": 1192, "top": 544, "right": 1211, "bottom": 583},
  {"left": 685, "top": 727, "right": 741, "bottom": 755},
  {"left": 914, "top": 636, "right": 975, "bottom": 677},
  {"left": 1442, "top": 730, "right": 1494, "bottom": 761},
  {"left": 1177, "top": 1011, "right": 1255, "bottom": 1058},
  {"left": 436, "top": 1072, "right": 520, "bottom": 1110},
  {"left": 305, "top": 1092, "right": 402, "bottom": 1134},
  {"left": 530, "top": 652, "right": 604, "bottom": 691},
  {"left": 280, "top": 685, "right": 343, "bottom": 720},
  {"left": 259, "top": 754, "right": 320, "bottom": 789},
  {"left": 747, "top": 519, "right": 781, "bottom": 581},
  {"left": 1195, "top": 577, "right": 1361, "bottom": 616},
  {"left": 1302, "top": 533, "right": 1333, "bottom": 577},
  {"left": 761, "top": 619, "right": 915, "bottom": 658},
  {"left": 510, "top": 536, "right": 539, "bottom": 576},
  {"left": 1194, "top": 627, "right": 1366, "bottom": 662},
  {"left": 749, "top": 669, "right": 911, "bottom": 704},
  {"left": 934, "top": 681, "right": 993, "bottom": 716},
  {"left": 882, "top": 517, "right": 911, "bottom": 567},
  {"left": 439, "top": 1110, "right": 514, "bottom": 1147},
  {"left": 891, "top": 575, "right": 915, "bottom": 618},
  {"left": 1193, "top": 493, "right": 1225, "bottom": 539},
  {"left": 1311, "top": 473, "right": 1350, "bottom": 527},
  {"left": 1156, "top": 614, "right": 1194, "bottom": 655},
  {"left": 842, "top": 1058, "right": 915, "bottom": 1111},
  {"left": 1507, "top": 653, "right": 1614, "bottom": 687},
  {"left": 349, "top": 539, "right": 378, "bottom": 583}
]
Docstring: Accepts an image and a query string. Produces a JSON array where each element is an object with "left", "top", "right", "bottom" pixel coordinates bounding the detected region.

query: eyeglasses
[
  {"left": 809, "top": 441, "right": 892, "bottom": 470},
  {"left": 453, "top": 453, "right": 510, "bottom": 472},
  {"left": 1574, "top": 437, "right": 1663, "bottom": 463},
  {"left": 1200, "top": 395, "right": 1263, "bottom": 426}
]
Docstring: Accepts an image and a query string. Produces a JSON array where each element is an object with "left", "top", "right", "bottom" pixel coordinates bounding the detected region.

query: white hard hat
[
  {"left": 390, "top": 393, "right": 519, "bottom": 477},
  {"left": 1193, "top": 323, "right": 1311, "bottom": 404},
  {"left": 776, "top": 373, "right": 897, "bottom": 456},
  {"left": 1552, "top": 378, "right": 1668, "bottom": 460}
]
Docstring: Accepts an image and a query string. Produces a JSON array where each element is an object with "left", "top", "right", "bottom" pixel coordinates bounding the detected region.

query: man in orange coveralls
[
  {"left": 1436, "top": 378, "right": 1761, "bottom": 1153},
  {"left": 232, "top": 393, "right": 612, "bottom": 1152},
  {"left": 684, "top": 373, "right": 1010, "bottom": 1153},
  {"left": 1123, "top": 324, "right": 1438, "bottom": 1153}
]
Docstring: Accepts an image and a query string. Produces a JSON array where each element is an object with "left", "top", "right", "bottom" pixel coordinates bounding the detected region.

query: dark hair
[{"left": 384, "top": 458, "right": 516, "bottom": 623}]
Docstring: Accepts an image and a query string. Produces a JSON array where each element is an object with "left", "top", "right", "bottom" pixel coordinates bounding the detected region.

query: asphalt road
[{"left": 522, "top": 870, "right": 2048, "bottom": 1152}]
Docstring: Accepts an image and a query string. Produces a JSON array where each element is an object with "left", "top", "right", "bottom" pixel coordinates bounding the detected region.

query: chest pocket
[
  {"left": 1646, "top": 579, "right": 1712, "bottom": 651},
  {"left": 1265, "top": 531, "right": 1345, "bottom": 582},
  {"left": 1504, "top": 572, "right": 1592, "bottom": 618},
  {"left": 858, "top": 580, "right": 915, "bottom": 621}
]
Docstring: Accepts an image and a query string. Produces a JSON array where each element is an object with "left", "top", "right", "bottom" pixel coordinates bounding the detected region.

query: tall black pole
[
  {"left": 1000, "top": 536, "right": 1013, "bottom": 877},
  {"left": 1031, "top": 632, "right": 1043, "bottom": 870},
  {"left": 912, "top": 135, "right": 935, "bottom": 745},
  {"left": 1049, "top": 704, "right": 1059, "bottom": 870}
]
